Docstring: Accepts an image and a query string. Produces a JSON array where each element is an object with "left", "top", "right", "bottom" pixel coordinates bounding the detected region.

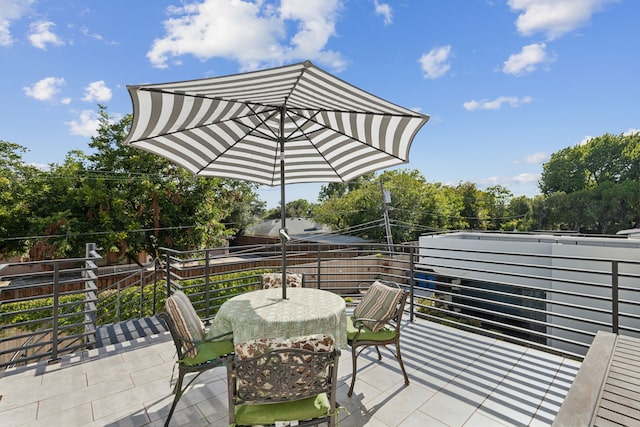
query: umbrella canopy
[{"left": 124, "top": 60, "right": 429, "bottom": 298}]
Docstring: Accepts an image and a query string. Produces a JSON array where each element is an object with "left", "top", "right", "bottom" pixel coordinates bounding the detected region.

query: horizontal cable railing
[
  {"left": 157, "top": 238, "right": 639, "bottom": 360},
  {"left": 2, "top": 234, "right": 639, "bottom": 368},
  {"left": 0, "top": 244, "right": 102, "bottom": 368}
]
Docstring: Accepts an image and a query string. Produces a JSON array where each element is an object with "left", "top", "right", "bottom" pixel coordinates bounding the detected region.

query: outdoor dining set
[
  {"left": 159, "top": 273, "right": 410, "bottom": 427},
  {"left": 122, "top": 60, "right": 426, "bottom": 427}
]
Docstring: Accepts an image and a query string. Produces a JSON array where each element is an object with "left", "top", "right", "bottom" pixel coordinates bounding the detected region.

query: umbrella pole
[{"left": 279, "top": 106, "right": 287, "bottom": 300}]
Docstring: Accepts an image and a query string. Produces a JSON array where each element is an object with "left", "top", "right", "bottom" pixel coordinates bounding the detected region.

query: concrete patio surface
[{"left": 0, "top": 317, "right": 580, "bottom": 426}]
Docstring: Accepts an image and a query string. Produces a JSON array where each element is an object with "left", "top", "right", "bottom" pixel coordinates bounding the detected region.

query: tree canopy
[
  {"left": 538, "top": 132, "right": 640, "bottom": 233},
  {"left": 1, "top": 106, "right": 264, "bottom": 260},
  {"left": 4, "top": 125, "right": 640, "bottom": 260},
  {"left": 311, "top": 132, "right": 640, "bottom": 239},
  {"left": 312, "top": 170, "right": 525, "bottom": 242}
]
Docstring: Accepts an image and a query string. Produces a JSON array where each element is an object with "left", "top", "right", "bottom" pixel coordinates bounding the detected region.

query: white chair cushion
[{"left": 166, "top": 290, "right": 205, "bottom": 357}]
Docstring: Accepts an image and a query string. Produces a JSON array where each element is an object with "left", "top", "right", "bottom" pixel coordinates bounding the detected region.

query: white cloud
[
  {"left": 374, "top": 1, "right": 392, "bottom": 25},
  {"left": 514, "top": 152, "right": 548, "bottom": 164},
  {"left": 418, "top": 45, "right": 452, "bottom": 79},
  {"left": 82, "top": 81, "right": 112, "bottom": 102},
  {"left": 624, "top": 128, "right": 640, "bottom": 136},
  {"left": 28, "top": 21, "right": 64, "bottom": 50},
  {"left": 477, "top": 173, "right": 541, "bottom": 196},
  {"left": 508, "top": 0, "right": 618, "bottom": 40},
  {"left": 0, "top": 0, "right": 35, "bottom": 46},
  {"left": 512, "top": 173, "right": 539, "bottom": 184},
  {"left": 66, "top": 110, "right": 100, "bottom": 137},
  {"left": 28, "top": 162, "right": 51, "bottom": 171},
  {"left": 147, "top": 0, "right": 345, "bottom": 71},
  {"left": 503, "top": 43, "right": 554, "bottom": 75},
  {"left": 463, "top": 95, "right": 532, "bottom": 111},
  {"left": 23, "top": 77, "right": 65, "bottom": 101},
  {"left": 578, "top": 135, "right": 593, "bottom": 145},
  {"left": 79, "top": 26, "right": 104, "bottom": 41}
]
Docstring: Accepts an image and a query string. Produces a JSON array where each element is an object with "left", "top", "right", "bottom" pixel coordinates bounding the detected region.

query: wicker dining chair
[
  {"left": 346, "top": 280, "right": 410, "bottom": 397},
  {"left": 226, "top": 335, "right": 340, "bottom": 426},
  {"left": 160, "top": 290, "right": 233, "bottom": 427}
]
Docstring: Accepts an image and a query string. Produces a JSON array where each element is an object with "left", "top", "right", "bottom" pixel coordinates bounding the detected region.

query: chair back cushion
[
  {"left": 165, "top": 291, "right": 205, "bottom": 358},
  {"left": 235, "top": 334, "right": 334, "bottom": 359},
  {"left": 261, "top": 272, "right": 303, "bottom": 289},
  {"left": 353, "top": 281, "right": 404, "bottom": 332}
]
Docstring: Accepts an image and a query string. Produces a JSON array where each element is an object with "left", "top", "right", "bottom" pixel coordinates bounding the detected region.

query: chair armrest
[
  {"left": 174, "top": 329, "right": 233, "bottom": 348},
  {"left": 352, "top": 316, "right": 394, "bottom": 331},
  {"left": 379, "top": 280, "right": 402, "bottom": 289},
  {"left": 202, "top": 330, "right": 233, "bottom": 343}
]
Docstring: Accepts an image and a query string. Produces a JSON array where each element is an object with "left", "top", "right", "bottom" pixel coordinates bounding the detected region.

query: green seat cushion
[
  {"left": 347, "top": 315, "right": 397, "bottom": 341},
  {"left": 182, "top": 339, "right": 234, "bottom": 366},
  {"left": 234, "top": 393, "right": 331, "bottom": 425}
]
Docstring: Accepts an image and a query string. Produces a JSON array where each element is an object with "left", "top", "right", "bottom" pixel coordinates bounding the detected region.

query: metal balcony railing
[{"left": 2, "top": 233, "right": 639, "bottom": 369}]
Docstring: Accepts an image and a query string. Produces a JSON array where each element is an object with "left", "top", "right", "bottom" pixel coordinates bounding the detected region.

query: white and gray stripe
[{"left": 124, "top": 60, "right": 429, "bottom": 186}]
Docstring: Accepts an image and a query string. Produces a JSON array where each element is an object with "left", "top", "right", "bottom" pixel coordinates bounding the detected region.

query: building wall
[{"left": 418, "top": 232, "right": 640, "bottom": 354}]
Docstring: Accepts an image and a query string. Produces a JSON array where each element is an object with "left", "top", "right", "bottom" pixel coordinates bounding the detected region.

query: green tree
[
  {"left": 429, "top": 183, "right": 466, "bottom": 230},
  {"left": 317, "top": 173, "right": 376, "bottom": 202},
  {"left": 582, "top": 134, "right": 627, "bottom": 185},
  {"left": 264, "top": 199, "right": 314, "bottom": 219},
  {"left": 539, "top": 145, "right": 587, "bottom": 195},
  {"left": 622, "top": 132, "right": 640, "bottom": 181},
  {"left": 0, "top": 141, "right": 41, "bottom": 257},
  {"left": 14, "top": 106, "right": 262, "bottom": 260},
  {"left": 538, "top": 132, "right": 640, "bottom": 233},
  {"left": 315, "top": 170, "right": 444, "bottom": 243},
  {"left": 504, "top": 195, "right": 534, "bottom": 231},
  {"left": 456, "top": 182, "right": 488, "bottom": 230},
  {"left": 483, "top": 185, "right": 513, "bottom": 230}
]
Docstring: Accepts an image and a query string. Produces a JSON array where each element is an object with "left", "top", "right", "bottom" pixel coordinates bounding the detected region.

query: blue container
[{"left": 415, "top": 272, "right": 436, "bottom": 290}]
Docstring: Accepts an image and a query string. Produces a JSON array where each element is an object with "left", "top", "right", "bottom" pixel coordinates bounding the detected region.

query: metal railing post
[
  {"left": 117, "top": 281, "right": 121, "bottom": 322},
  {"left": 409, "top": 246, "right": 415, "bottom": 322},
  {"left": 165, "top": 251, "right": 171, "bottom": 296},
  {"left": 139, "top": 269, "right": 144, "bottom": 317},
  {"left": 85, "top": 243, "right": 98, "bottom": 348},
  {"left": 50, "top": 261, "right": 60, "bottom": 363},
  {"left": 612, "top": 260, "right": 619, "bottom": 334},
  {"left": 205, "top": 249, "right": 211, "bottom": 318},
  {"left": 153, "top": 257, "right": 159, "bottom": 314},
  {"left": 316, "top": 247, "right": 321, "bottom": 289}
]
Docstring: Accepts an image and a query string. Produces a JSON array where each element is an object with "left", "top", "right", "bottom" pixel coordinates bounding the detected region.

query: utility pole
[{"left": 380, "top": 180, "right": 393, "bottom": 253}]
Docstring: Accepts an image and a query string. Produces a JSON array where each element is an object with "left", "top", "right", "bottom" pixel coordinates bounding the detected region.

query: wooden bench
[{"left": 553, "top": 331, "right": 640, "bottom": 427}]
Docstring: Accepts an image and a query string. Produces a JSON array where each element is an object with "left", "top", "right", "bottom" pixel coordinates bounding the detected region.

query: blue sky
[{"left": 1, "top": 0, "right": 638, "bottom": 208}]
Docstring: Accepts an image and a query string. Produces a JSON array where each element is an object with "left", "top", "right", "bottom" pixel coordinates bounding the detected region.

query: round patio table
[{"left": 206, "top": 287, "right": 347, "bottom": 349}]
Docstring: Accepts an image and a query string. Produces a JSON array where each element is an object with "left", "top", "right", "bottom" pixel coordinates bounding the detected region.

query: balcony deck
[{"left": 0, "top": 317, "right": 580, "bottom": 427}]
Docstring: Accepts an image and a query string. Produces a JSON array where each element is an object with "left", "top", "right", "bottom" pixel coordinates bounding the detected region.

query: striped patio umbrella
[{"left": 124, "top": 60, "right": 429, "bottom": 298}]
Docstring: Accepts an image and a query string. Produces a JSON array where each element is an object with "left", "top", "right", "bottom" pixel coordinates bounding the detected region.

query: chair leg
[
  {"left": 165, "top": 369, "right": 185, "bottom": 427},
  {"left": 375, "top": 346, "right": 382, "bottom": 361},
  {"left": 348, "top": 344, "right": 359, "bottom": 397},
  {"left": 395, "top": 340, "right": 409, "bottom": 386}
]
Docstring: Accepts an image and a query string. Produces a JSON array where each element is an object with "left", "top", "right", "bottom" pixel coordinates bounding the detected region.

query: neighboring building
[
  {"left": 418, "top": 231, "right": 640, "bottom": 355},
  {"left": 617, "top": 228, "right": 640, "bottom": 239},
  {"left": 244, "top": 217, "right": 371, "bottom": 245}
]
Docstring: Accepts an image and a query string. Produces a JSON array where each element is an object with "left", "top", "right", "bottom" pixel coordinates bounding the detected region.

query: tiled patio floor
[{"left": 0, "top": 318, "right": 580, "bottom": 426}]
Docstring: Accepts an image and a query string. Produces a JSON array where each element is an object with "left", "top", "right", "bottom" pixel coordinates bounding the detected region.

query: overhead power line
[{"left": 2, "top": 225, "right": 196, "bottom": 242}]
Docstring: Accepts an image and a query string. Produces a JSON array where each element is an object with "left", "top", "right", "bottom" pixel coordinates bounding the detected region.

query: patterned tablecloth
[{"left": 206, "top": 287, "right": 347, "bottom": 349}]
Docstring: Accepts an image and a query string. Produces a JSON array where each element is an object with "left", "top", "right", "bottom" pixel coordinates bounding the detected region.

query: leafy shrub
[
  {"left": 2, "top": 269, "right": 276, "bottom": 329},
  {"left": 1, "top": 294, "right": 85, "bottom": 331}
]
